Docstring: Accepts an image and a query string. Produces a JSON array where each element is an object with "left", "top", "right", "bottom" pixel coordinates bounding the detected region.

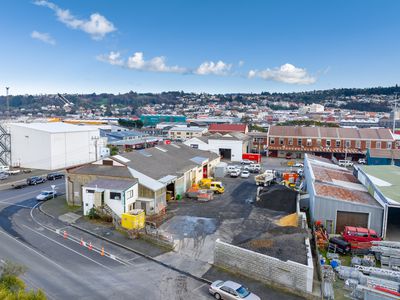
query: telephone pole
[
  {"left": 5, "top": 87, "right": 10, "bottom": 118},
  {"left": 393, "top": 93, "right": 398, "bottom": 134}
]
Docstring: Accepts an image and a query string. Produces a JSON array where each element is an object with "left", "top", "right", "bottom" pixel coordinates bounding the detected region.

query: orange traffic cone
[
  {"left": 80, "top": 238, "right": 84, "bottom": 246},
  {"left": 88, "top": 242, "right": 92, "bottom": 251},
  {"left": 63, "top": 230, "right": 68, "bottom": 239},
  {"left": 101, "top": 247, "right": 104, "bottom": 256}
]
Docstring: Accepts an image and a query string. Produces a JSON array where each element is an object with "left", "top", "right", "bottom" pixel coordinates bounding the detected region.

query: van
[
  {"left": 338, "top": 160, "right": 353, "bottom": 167},
  {"left": 342, "top": 226, "right": 381, "bottom": 243},
  {"left": 209, "top": 182, "right": 224, "bottom": 194},
  {"left": 0, "top": 165, "right": 10, "bottom": 172}
]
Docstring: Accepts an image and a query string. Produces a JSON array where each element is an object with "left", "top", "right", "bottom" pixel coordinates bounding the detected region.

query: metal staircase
[
  {"left": 96, "top": 204, "right": 121, "bottom": 227},
  {"left": 0, "top": 123, "right": 11, "bottom": 166}
]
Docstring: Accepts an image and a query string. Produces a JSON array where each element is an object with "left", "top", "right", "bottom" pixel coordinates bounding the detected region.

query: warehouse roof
[
  {"left": 359, "top": 165, "right": 400, "bottom": 204},
  {"left": 68, "top": 164, "right": 134, "bottom": 178},
  {"left": 269, "top": 126, "right": 393, "bottom": 140},
  {"left": 10, "top": 122, "right": 99, "bottom": 133},
  {"left": 85, "top": 178, "right": 137, "bottom": 191},
  {"left": 208, "top": 123, "right": 247, "bottom": 133},
  {"left": 169, "top": 126, "right": 206, "bottom": 132},
  {"left": 112, "top": 143, "right": 220, "bottom": 181},
  {"left": 368, "top": 148, "right": 400, "bottom": 160}
]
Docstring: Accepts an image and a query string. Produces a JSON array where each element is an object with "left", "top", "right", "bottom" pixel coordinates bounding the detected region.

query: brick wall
[{"left": 214, "top": 239, "right": 314, "bottom": 294}]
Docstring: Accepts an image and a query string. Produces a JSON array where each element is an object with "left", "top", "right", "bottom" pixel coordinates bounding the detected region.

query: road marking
[
  {"left": 127, "top": 256, "right": 141, "bottom": 262},
  {"left": 22, "top": 225, "right": 113, "bottom": 271},
  {"left": 0, "top": 201, "right": 33, "bottom": 208},
  {"left": 192, "top": 283, "right": 207, "bottom": 292},
  {"left": 0, "top": 229, "right": 66, "bottom": 271}
]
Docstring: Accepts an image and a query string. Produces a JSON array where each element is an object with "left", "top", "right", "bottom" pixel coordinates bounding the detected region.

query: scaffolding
[{"left": 0, "top": 123, "right": 10, "bottom": 166}]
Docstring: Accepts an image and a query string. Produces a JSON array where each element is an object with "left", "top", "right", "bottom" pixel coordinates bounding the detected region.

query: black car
[
  {"left": 47, "top": 172, "right": 64, "bottom": 181},
  {"left": 27, "top": 176, "right": 46, "bottom": 185}
]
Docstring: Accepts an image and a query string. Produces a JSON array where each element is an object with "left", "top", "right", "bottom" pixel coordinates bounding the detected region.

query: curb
[
  {"left": 38, "top": 203, "right": 56, "bottom": 219},
  {"left": 70, "top": 223, "right": 212, "bottom": 285}
]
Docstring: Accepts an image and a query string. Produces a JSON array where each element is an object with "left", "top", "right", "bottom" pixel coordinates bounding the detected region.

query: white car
[
  {"left": 240, "top": 170, "right": 250, "bottom": 178},
  {"left": 240, "top": 159, "right": 252, "bottom": 165},
  {"left": 209, "top": 280, "right": 261, "bottom": 300},
  {"left": 358, "top": 158, "right": 366, "bottom": 164},
  {"left": 36, "top": 190, "right": 57, "bottom": 201},
  {"left": 230, "top": 169, "right": 241, "bottom": 178},
  {"left": 338, "top": 160, "right": 353, "bottom": 167},
  {"left": 293, "top": 162, "right": 304, "bottom": 168}
]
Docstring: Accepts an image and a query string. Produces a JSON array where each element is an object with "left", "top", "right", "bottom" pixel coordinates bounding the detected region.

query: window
[
  {"left": 336, "top": 140, "right": 341, "bottom": 147},
  {"left": 110, "top": 192, "right": 121, "bottom": 200},
  {"left": 345, "top": 140, "right": 351, "bottom": 148},
  {"left": 269, "top": 138, "right": 275, "bottom": 145},
  {"left": 279, "top": 138, "right": 284, "bottom": 145},
  {"left": 306, "top": 138, "right": 312, "bottom": 146},
  {"left": 366, "top": 140, "right": 371, "bottom": 149},
  {"left": 288, "top": 138, "right": 293, "bottom": 145},
  {"left": 387, "top": 142, "right": 392, "bottom": 149},
  {"left": 376, "top": 141, "right": 381, "bottom": 149},
  {"left": 355, "top": 140, "right": 361, "bottom": 149},
  {"left": 86, "top": 189, "right": 95, "bottom": 194},
  {"left": 297, "top": 138, "right": 302, "bottom": 146},
  {"left": 127, "top": 189, "right": 134, "bottom": 199},
  {"left": 326, "top": 139, "right": 331, "bottom": 147}
]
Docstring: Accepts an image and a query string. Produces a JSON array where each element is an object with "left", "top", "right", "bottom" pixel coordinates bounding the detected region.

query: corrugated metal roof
[
  {"left": 10, "top": 122, "right": 99, "bottom": 133},
  {"left": 84, "top": 178, "right": 137, "bottom": 191}
]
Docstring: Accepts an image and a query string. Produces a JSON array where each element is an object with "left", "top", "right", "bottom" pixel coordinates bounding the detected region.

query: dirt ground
[{"left": 159, "top": 174, "right": 308, "bottom": 265}]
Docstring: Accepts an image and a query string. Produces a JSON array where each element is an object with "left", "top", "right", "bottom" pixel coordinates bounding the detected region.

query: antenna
[{"left": 5, "top": 87, "right": 9, "bottom": 117}]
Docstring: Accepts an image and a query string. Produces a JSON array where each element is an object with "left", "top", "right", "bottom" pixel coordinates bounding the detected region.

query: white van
[
  {"left": 0, "top": 165, "right": 10, "bottom": 173},
  {"left": 338, "top": 160, "right": 353, "bottom": 167}
]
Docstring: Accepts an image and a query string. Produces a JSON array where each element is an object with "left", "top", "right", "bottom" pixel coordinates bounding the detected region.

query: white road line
[
  {"left": 22, "top": 225, "right": 113, "bottom": 271},
  {"left": 192, "top": 283, "right": 207, "bottom": 292},
  {"left": 0, "top": 201, "right": 33, "bottom": 208},
  {"left": 127, "top": 256, "right": 141, "bottom": 262}
]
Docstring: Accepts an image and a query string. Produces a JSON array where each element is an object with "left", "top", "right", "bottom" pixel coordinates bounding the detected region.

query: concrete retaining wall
[{"left": 214, "top": 239, "right": 314, "bottom": 294}]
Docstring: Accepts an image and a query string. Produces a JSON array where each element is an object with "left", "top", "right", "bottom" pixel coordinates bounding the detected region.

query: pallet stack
[{"left": 372, "top": 241, "right": 400, "bottom": 270}]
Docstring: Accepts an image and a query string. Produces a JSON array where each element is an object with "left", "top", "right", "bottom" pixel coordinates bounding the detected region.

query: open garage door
[
  {"left": 386, "top": 207, "right": 400, "bottom": 240},
  {"left": 336, "top": 211, "right": 369, "bottom": 233},
  {"left": 219, "top": 148, "right": 231, "bottom": 160}
]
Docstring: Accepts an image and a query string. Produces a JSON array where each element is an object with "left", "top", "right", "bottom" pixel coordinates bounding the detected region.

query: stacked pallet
[{"left": 372, "top": 241, "right": 400, "bottom": 270}]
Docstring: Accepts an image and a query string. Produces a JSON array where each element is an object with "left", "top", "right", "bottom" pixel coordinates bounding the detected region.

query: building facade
[{"left": 168, "top": 126, "right": 208, "bottom": 141}]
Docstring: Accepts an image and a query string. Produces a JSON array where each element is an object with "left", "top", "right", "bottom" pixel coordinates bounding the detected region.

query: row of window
[{"left": 269, "top": 137, "right": 392, "bottom": 149}]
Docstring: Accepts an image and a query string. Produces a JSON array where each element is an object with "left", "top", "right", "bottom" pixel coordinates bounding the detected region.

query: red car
[{"left": 342, "top": 226, "right": 381, "bottom": 243}]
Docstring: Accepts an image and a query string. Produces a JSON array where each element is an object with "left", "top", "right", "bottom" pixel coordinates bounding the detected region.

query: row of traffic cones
[{"left": 64, "top": 230, "right": 105, "bottom": 256}]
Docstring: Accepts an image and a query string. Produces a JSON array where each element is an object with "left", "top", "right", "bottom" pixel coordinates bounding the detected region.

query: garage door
[{"left": 336, "top": 211, "right": 369, "bottom": 233}]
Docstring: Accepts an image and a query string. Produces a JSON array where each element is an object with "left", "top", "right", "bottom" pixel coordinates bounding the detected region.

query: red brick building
[
  {"left": 208, "top": 123, "right": 248, "bottom": 134},
  {"left": 267, "top": 126, "right": 395, "bottom": 160}
]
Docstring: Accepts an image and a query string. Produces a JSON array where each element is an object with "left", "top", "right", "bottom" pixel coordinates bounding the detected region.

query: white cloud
[
  {"left": 238, "top": 60, "right": 245, "bottom": 67},
  {"left": 127, "top": 52, "right": 186, "bottom": 73},
  {"left": 97, "top": 51, "right": 186, "bottom": 73},
  {"left": 34, "top": 0, "right": 116, "bottom": 40},
  {"left": 31, "top": 30, "right": 56, "bottom": 45},
  {"left": 195, "top": 60, "right": 232, "bottom": 75},
  {"left": 96, "top": 51, "right": 124, "bottom": 66},
  {"left": 248, "top": 63, "right": 316, "bottom": 84}
]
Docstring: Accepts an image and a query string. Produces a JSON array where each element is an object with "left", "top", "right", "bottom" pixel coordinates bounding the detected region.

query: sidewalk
[{"left": 40, "top": 197, "right": 305, "bottom": 300}]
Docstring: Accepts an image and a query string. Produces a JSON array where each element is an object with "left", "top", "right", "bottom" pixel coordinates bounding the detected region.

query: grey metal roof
[
  {"left": 84, "top": 178, "right": 137, "bottom": 191},
  {"left": 113, "top": 143, "right": 220, "bottom": 181},
  {"left": 68, "top": 164, "right": 134, "bottom": 179}
]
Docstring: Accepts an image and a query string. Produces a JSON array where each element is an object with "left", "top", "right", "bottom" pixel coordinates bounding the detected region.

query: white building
[
  {"left": 10, "top": 122, "right": 108, "bottom": 170},
  {"left": 184, "top": 132, "right": 250, "bottom": 162},
  {"left": 299, "top": 103, "right": 325, "bottom": 114},
  {"left": 168, "top": 126, "right": 208, "bottom": 141}
]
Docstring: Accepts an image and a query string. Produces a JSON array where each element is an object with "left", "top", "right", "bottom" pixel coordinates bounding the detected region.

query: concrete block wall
[{"left": 214, "top": 239, "right": 314, "bottom": 294}]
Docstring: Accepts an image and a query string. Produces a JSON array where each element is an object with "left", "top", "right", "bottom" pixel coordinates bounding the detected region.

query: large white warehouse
[{"left": 10, "top": 122, "right": 107, "bottom": 170}]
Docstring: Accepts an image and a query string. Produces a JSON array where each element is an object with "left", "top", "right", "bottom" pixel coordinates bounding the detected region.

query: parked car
[
  {"left": 240, "top": 159, "right": 252, "bottom": 165},
  {"left": 0, "top": 173, "right": 9, "bottom": 180},
  {"left": 47, "top": 172, "right": 64, "bottom": 181},
  {"left": 240, "top": 170, "right": 250, "bottom": 178},
  {"left": 230, "top": 169, "right": 241, "bottom": 178},
  {"left": 342, "top": 226, "right": 381, "bottom": 243},
  {"left": 293, "top": 162, "right": 304, "bottom": 168},
  {"left": 338, "top": 160, "right": 353, "bottom": 167},
  {"left": 0, "top": 165, "right": 10, "bottom": 173},
  {"left": 36, "top": 190, "right": 57, "bottom": 201},
  {"left": 358, "top": 158, "right": 366, "bottom": 164},
  {"left": 244, "top": 164, "right": 261, "bottom": 173},
  {"left": 227, "top": 165, "right": 240, "bottom": 173},
  {"left": 27, "top": 176, "right": 46, "bottom": 185},
  {"left": 12, "top": 182, "right": 28, "bottom": 189},
  {"left": 209, "top": 280, "right": 261, "bottom": 300},
  {"left": 329, "top": 237, "right": 351, "bottom": 254}
]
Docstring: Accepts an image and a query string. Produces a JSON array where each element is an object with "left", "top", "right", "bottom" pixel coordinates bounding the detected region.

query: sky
[{"left": 0, "top": 0, "right": 400, "bottom": 95}]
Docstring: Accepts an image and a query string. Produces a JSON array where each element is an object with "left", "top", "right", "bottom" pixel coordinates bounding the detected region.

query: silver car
[
  {"left": 36, "top": 190, "right": 57, "bottom": 201},
  {"left": 209, "top": 280, "right": 261, "bottom": 300}
]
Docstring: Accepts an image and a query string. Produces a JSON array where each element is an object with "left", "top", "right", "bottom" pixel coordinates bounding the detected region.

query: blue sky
[{"left": 0, "top": 0, "right": 399, "bottom": 95}]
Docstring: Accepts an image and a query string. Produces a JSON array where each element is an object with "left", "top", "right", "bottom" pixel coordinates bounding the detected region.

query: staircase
[
  {"left": 96, "top": 204, "right": 121, "bottom": 227},
  {"left": 0, "top": 123, "right": 11, "bottom": 166}
]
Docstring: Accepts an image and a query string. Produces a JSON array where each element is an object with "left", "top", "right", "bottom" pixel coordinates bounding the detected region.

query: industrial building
[
  {"left": 67, "top": 143, "right": 220, "bottom": 215},
  {"left": 140, "top": 114, "right": 186, "bottom": 126},
  {"left": 366, "top": 148, "right": 400, "bottom": 166},
  {"left": 355, "top": 165, "right": 400, "bottom": 240},
  {"left": 167, "top": 126, "right": 208, "bottom": 141},
  {"left": 304, "top": 154, "right": 384, "bottom": 236},
  {"left": 10, "top": 122, "right": 108, "bottom": 170},
  {"left": 184, "top": 132, "right": 250, "bottom": 162}
]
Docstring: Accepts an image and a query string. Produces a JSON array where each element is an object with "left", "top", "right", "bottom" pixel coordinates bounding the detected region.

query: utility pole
[
  {"left": 393, "top": 93, "right": 398, "bottom": 134},
  {"left": 5, "top": 87, "right": 9, "bottom": 118}
]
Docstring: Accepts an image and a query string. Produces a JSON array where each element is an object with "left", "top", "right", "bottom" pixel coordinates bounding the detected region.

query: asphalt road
[{"left": 0, "top": 180, "right": 211, "bottom": 300}]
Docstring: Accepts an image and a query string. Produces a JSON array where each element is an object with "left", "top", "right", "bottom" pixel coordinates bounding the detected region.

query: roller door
[{"left": 336, "top": 211, "right": 368, "bottom": 233}]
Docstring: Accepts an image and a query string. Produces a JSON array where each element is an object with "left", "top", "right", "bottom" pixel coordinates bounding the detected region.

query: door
[
  {"left": 336, "top": 211, "right": 369, "bottom": 234},
  {"left": 219, "top": 148, "right": 231, "bottom": 160}
]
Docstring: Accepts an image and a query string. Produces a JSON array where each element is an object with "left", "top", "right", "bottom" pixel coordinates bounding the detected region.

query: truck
[
  {"left": 199, "top": 178, "right": 225, "bottom": 194},
  {"left": 255, "top": 170, "right": 275, "bottom": 186}
]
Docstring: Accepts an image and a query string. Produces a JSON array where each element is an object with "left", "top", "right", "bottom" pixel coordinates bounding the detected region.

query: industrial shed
[
  {"left": 304, "top": 154, "right": 384, "bottom": 236},
  {"left": 10, "top": 122, "right": 107, "bottom": 170}
]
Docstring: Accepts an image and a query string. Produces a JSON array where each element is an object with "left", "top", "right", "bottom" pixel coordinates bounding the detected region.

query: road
[{"left": 0, "top": 179, "right": 211, "bottom": 300}]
